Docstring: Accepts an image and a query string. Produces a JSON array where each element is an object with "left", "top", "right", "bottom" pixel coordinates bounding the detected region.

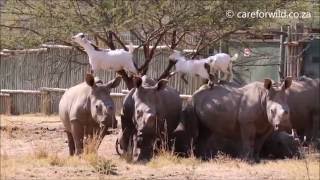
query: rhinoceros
[
  {"left": 172, "top": 82, "right": 243, "bottom": 157},
  {"left": 285, "top": 76, "right": 320, "bottom": 142},
  {"left": 59, "top": 74, "right": 121, "bottom": 155},
  {"left": 261, "top": 131, "right": 301, "bottom": 159},
  {"left": 188, "top": 77, "right": 293, "bottom": 162},
  {"left": 117, "top": 76, "right": 182, "bottom": 161}
]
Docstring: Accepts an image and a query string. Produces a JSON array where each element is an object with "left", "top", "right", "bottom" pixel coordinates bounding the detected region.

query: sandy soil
[{"left": 0, "top": 114, "right": 319, "bottom": 180}]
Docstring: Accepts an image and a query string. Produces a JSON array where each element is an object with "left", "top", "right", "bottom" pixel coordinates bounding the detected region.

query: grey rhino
[
  {"left": 172, "top": 82, "right": 243, "bottom": 157},
  {"left": 117, "top": 76, "right": 182, "bottom": 162},
  {"left": 59, "top": 74, "right": 121, "bottom": 155},
  {"left": 171, "top": 103, "right": 199, "bottom": 156},
  {"left": 261, "top": 131, "right": 301, "bottom": 159},
  {"left": 286, "top": 76, "right": 320, "bottom": 141},
  {"left": 190, "top": 77, "right": 293, "bottom": 162},
  {"left": 195, "top": 131, "right": 301, "bottom": 159}
]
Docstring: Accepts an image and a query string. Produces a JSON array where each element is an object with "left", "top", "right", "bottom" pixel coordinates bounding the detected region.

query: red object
[{"left": 244, "top": 48, "right": 252, "bottom": 57}]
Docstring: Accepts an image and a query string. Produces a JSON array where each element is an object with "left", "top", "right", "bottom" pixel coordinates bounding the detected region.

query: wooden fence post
[
  {"left": 295, "top": 23, "right": 304, "bottom": 78},
  {"left": 287, "top": 26, "right": 292, "bottom": 77},
  {"left": 279, "top": 25, "right": 287, "bottom": 79},
  {"left": 5, "top": 95, "right": 12, "bottom": 115},
  {"left": 40, "top": 90, "right": 51, "bottom": 115},
  {"left": 0, "top": 93, "right": 12, "bottom": 115},
  {"left": 1, "top": 93, "right": 13, "bottom": 115}
]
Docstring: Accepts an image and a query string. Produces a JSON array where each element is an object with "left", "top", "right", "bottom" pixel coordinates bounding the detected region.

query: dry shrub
[
  {"left": 148, "top": 150, "right": 200, "bottom": 168},
  {"left": 64, "top": 156, "right": 84, "bottom": 166},
  {"left": 84, "top": 153, "right": 117, "bottom": 175},
  {"left": 32, "top": 143, "right": 66, "bottom": 166},
  {"left": 212, "top": 151, "right": 235, "bottom": 163},
  {"left": 48, "top": 153, "right": 65, "bottom": 166},
  {"left": 84, "top": 133, "right": 100, "bottom": 155},
  {"left": 92, "top": 158, "right": 117, "bottom": 175},
  {"left": 83, "top": 153, "right": 99, "bottom": 165},
  {"left": 1, "top": 125, "right": 19, "bottom": 138},
  {"left": 33, "top": 143, "right": 49, "bottom": 159}
]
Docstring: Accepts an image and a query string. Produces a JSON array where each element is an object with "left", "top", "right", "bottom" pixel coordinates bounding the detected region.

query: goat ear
[
  {"left": 264, "top": 78, "right": 272, "bottom": 90},
  {"left": 85, "top": 73, "right": 95, "bottom": 87},
  {"left": 155, "top": 79, "right": 168, "bottom": 91},
  {"left": 106, "top": 76, "right": 122, "bottom": 89},
  {"left": 281, "top": 76, "right": 292, "bottom": 90},
  {"left": 133, "top": 76, "right": 143, "bottom": 88}
]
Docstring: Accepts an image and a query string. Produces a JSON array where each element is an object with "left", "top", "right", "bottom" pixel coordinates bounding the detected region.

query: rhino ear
[
  {"left": 85, "top": 73, "right": 95, "bottom": 87},
  {"left": 106, "top": 76, "right": 122, "bottom": 89},
  {"left": 264, "top": 78, "right": 272, "bottom": 90},
  {"left": 133, "top": 76, "right": 143, "bottom": 88},
  {"left": 156, "top": 79, "right": 168, "bottom": 91},
  {"left": 282, "top": 76, "right": 292, "bottom": 90}
]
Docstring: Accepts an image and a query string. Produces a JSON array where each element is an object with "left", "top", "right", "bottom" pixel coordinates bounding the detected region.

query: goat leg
[
  {"left": 181, "top": 74, "right": 188, "bottom": 84},
  {"left": 91, "top": 69, "right": 94, "bottom": 75},
  {"left": 208, "top": 74, "right": 215, "bottom": 88},
  {"left": 168, "top": 71, "right": 177, "bottom": 78},
  {"left": 204, "top": 63, "right": 215, "bottom": 88}
]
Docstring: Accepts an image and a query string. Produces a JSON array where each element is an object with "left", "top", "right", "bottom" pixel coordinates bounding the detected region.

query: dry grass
[
  {"left": 83, "top": 133, "right": 101, "bottom": 155},
  {"left": 1, "top": 114, "right": 319, "bottom": 180},
  {"left": 33, "top": 143, "right": 50, "bottom": 159},
  {"left": 1, "top": 148, "right": 319, "bottom": 180},
  {"left": 1, "top": 114, "right": 59, "bottom": 124},
  {"left": 148, "top": 150, "right": 201, "bottom": 168}
]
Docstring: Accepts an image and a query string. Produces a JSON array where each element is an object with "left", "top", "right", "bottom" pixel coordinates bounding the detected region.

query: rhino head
[
  {"left": 264, "top": 77, "right": 292, "bottom": 131},
  {"left": 131, "top": 76, "right": 168, "bottom": 162},
  {"left": 85, "top": 74, "right": 121, "bottom": 129}
]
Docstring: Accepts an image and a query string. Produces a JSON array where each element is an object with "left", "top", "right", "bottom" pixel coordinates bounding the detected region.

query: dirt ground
[{"left": 0, "top": 114, "right": 319, "bottom": 180}]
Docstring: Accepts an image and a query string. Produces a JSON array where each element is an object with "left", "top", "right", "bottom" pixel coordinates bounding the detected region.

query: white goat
[
  {"left": 72, "top": 33, "right": 137, "bottom": 74},
  {"left": 168, "top": 50, "right": 213, "bottom": 85},
  {"left": 207, "top": 53, "right": 238, "bottom": 81}
]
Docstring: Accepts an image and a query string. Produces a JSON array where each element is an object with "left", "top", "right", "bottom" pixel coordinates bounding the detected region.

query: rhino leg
[
  {"left": 240, "top": 123, "right": 256, "bottom": 162},
  {"left": 311, "top": 113, "right": 319, "bottom": 141},
  {"left": 84, "top": 125, "right": 93, "bottom": 141},
  {"left": 71, "top": 121, "right": 84, "bottom": 155},
  {"left": 195, "top": 123, "right": 212, "bottom": 160},
  {"left": 66, "top": 131, "right": 75, "bottom": 156},
  {"left": 253, "top": 128, "right": 273, "bottom": 162}
]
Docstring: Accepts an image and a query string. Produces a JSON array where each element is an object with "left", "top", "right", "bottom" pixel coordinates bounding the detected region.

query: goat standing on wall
[
  {"left": 168, "top": 50, "right": 238, "bottom": 84},
  {"left": 72, "top": 33, "right": 138, "bottom": 75},
  {"left": 168, "top": 50, "right": 215, "bottom": 87},
  {"left": 207, "top": 53, "right": 238, "bottom": 82}
]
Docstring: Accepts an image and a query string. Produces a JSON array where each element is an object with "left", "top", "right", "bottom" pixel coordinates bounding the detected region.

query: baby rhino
[{"left": 59, "top": 74, "right": 121, "bottom": 155}]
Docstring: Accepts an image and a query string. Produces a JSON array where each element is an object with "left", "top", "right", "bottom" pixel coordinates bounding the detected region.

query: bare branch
[
  {"left": 157, "top": 61, "right": 176, "bottom": 80},
  {"left": 139, "top": 30, "right": 167, "bottom": 75},
  {"left": 191, "top": 36, "right": 204, "bottom": 59},
  {"left": 130, "top": 29, "right": 144, "bottom": 43},
  {"left": 0, "top": 24, "right": 42, "bottom": 36},
  {"left": 175, "top": 32, "right": 187, "bottom": 47},
  {"left": 111, "top": 31, "right": 129, "bottom": 51}
]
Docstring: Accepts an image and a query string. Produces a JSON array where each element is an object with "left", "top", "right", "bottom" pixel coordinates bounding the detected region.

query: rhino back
[
  {"left": 192, "top": 85, "right": 242, "bottom": 138},
  {"left": 59, "top": 83, "right": 91, "bottom": 132},
  {"left": 193, "top": 82, "right": 269, "bottom": 138}
]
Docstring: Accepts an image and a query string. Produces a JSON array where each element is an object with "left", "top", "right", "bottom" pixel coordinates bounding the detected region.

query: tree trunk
[{"left": 116, "top": 70, "right": 134, "bottom": 90}]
